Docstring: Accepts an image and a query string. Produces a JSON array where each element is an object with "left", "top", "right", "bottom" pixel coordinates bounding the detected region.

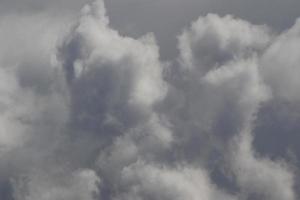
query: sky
[{"left": 0, "top": 0, "right": 300, "bottom": 199}]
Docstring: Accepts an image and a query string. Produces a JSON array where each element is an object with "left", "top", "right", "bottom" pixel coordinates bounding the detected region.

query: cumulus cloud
[
  {"left": 230, "top": 132, "right": 295, "bottom": 200},
  {"left": 178, "top": 14, "right": 270, "bottom": 73},
  {"left": 58, "top": 0, "right": 170, "bottom": 160},
  {"left": 260, "top": 18, "right": 300, "bottom": 102},
  {"left": 57, "top": 2, "right": 236, "bottom": 199},
  {"left": 174, "top": 13, "right": 297, "bottom": 199},
  {"left": 0, "top": 0, "right": 299, "bottom": 199},
  {"left": 117, "top": 161, "right": 236, "bottom": 200}
]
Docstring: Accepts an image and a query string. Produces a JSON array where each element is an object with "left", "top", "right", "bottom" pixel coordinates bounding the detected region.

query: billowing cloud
[
  {"left": 117, "top": 161, "right": 236, "bottom": 200},
  {"left": 230, "top": 132, "right": 295, "bottom": 200},
  {"left": 178, "top": 14, "right": 270, "bottom": 73},
  {"left": 57, "top": 2, "right": 237, "bottom": 199},
  {"left": 0, "top": 0, "right": 299, "bottom": 199},
  {"left": 174, "top": 13, "right": 297, "bottom": 199},
  {"left": 260, "top": 18, "right": 300, "bottom": 102}
]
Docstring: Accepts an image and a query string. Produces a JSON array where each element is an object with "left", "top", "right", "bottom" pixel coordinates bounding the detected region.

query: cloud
[
  {"left": 174, "top": 13, "right": 297, "bottom": 199},
  {"left": 260, "top": 18, "right": 300, "bottom": 102},
  {"left": 57, "top": 0, "right": 169, "bottom": 153},
  {"left": 164, "top": 14, "right": 271, "bottom": 167},
  {"left": 178, "top": 14, "right": 270, "bottom": 74},
  {"left": 12, "top": 169, "right": 100, "bottom": 200},
  {"left": 0, "top": 4, "right": 72, "bottom": 200},
  {"left": 0, "top": 13, "right": 70, "bottom": 156},
  {"left": 57, "top": 1, "right": 237, "bottom": 199},
  {"left": 117, "top": 161, "right": 236, "bottom": 200},
  {"left": 230, "top": 132, "right": 295, "bottom": 200},
  {"left": 0, "top": 0, "right": 299, "bottom": 199}
]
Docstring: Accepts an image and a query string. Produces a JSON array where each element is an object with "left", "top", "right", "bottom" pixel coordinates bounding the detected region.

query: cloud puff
[
  {"left": 178, "top": 14, "right": 270, "bottom": 74},
  {"left": 58, "top": 0, "right": 171, "bottom": 166},
  {"left": 175, "top": 13, "right": 297, "bottom": 199},
  {"left": 166, "top": 14, "right": 271, "bottom": 165},
  {"left": 117, "top": 161, "right": 236, "bottom": 200},
  {"left": 58, "top": 0, "right": 167, "bottom": 117},
  {"left": 230, "top": 132, "right": 295, "bottom": 200},
  {"left": 260, "top": 18, "right": 300, "bottom": 102}
]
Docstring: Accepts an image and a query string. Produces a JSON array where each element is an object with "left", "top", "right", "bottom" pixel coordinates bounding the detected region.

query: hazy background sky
[{"left": 1, "top": 0, "right": 299, "bottom": 59}]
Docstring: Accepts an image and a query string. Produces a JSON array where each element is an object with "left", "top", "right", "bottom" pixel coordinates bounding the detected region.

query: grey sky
[
  {"left": 105, "top": 0, "right": 300, "bottom": 59},
  {"left": 1, "top": 0, "right": 299, "bottom": 59}
]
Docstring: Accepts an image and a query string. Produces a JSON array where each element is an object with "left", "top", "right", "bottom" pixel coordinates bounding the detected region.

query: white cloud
[
  {"left": 230, "top": 132, "right": 295, "bottom": 200},
  {"left": 117, "top": 161, "right": 236, "bottom": 200},
  {"left": 176, "top": 13, "right": 297, "bottom": 199},
  {"left": 178, "top": 14, "right": 271, "bottom": 74},
  {"left": 261, "top": 18, "right": 300, "bottom": 102}
]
